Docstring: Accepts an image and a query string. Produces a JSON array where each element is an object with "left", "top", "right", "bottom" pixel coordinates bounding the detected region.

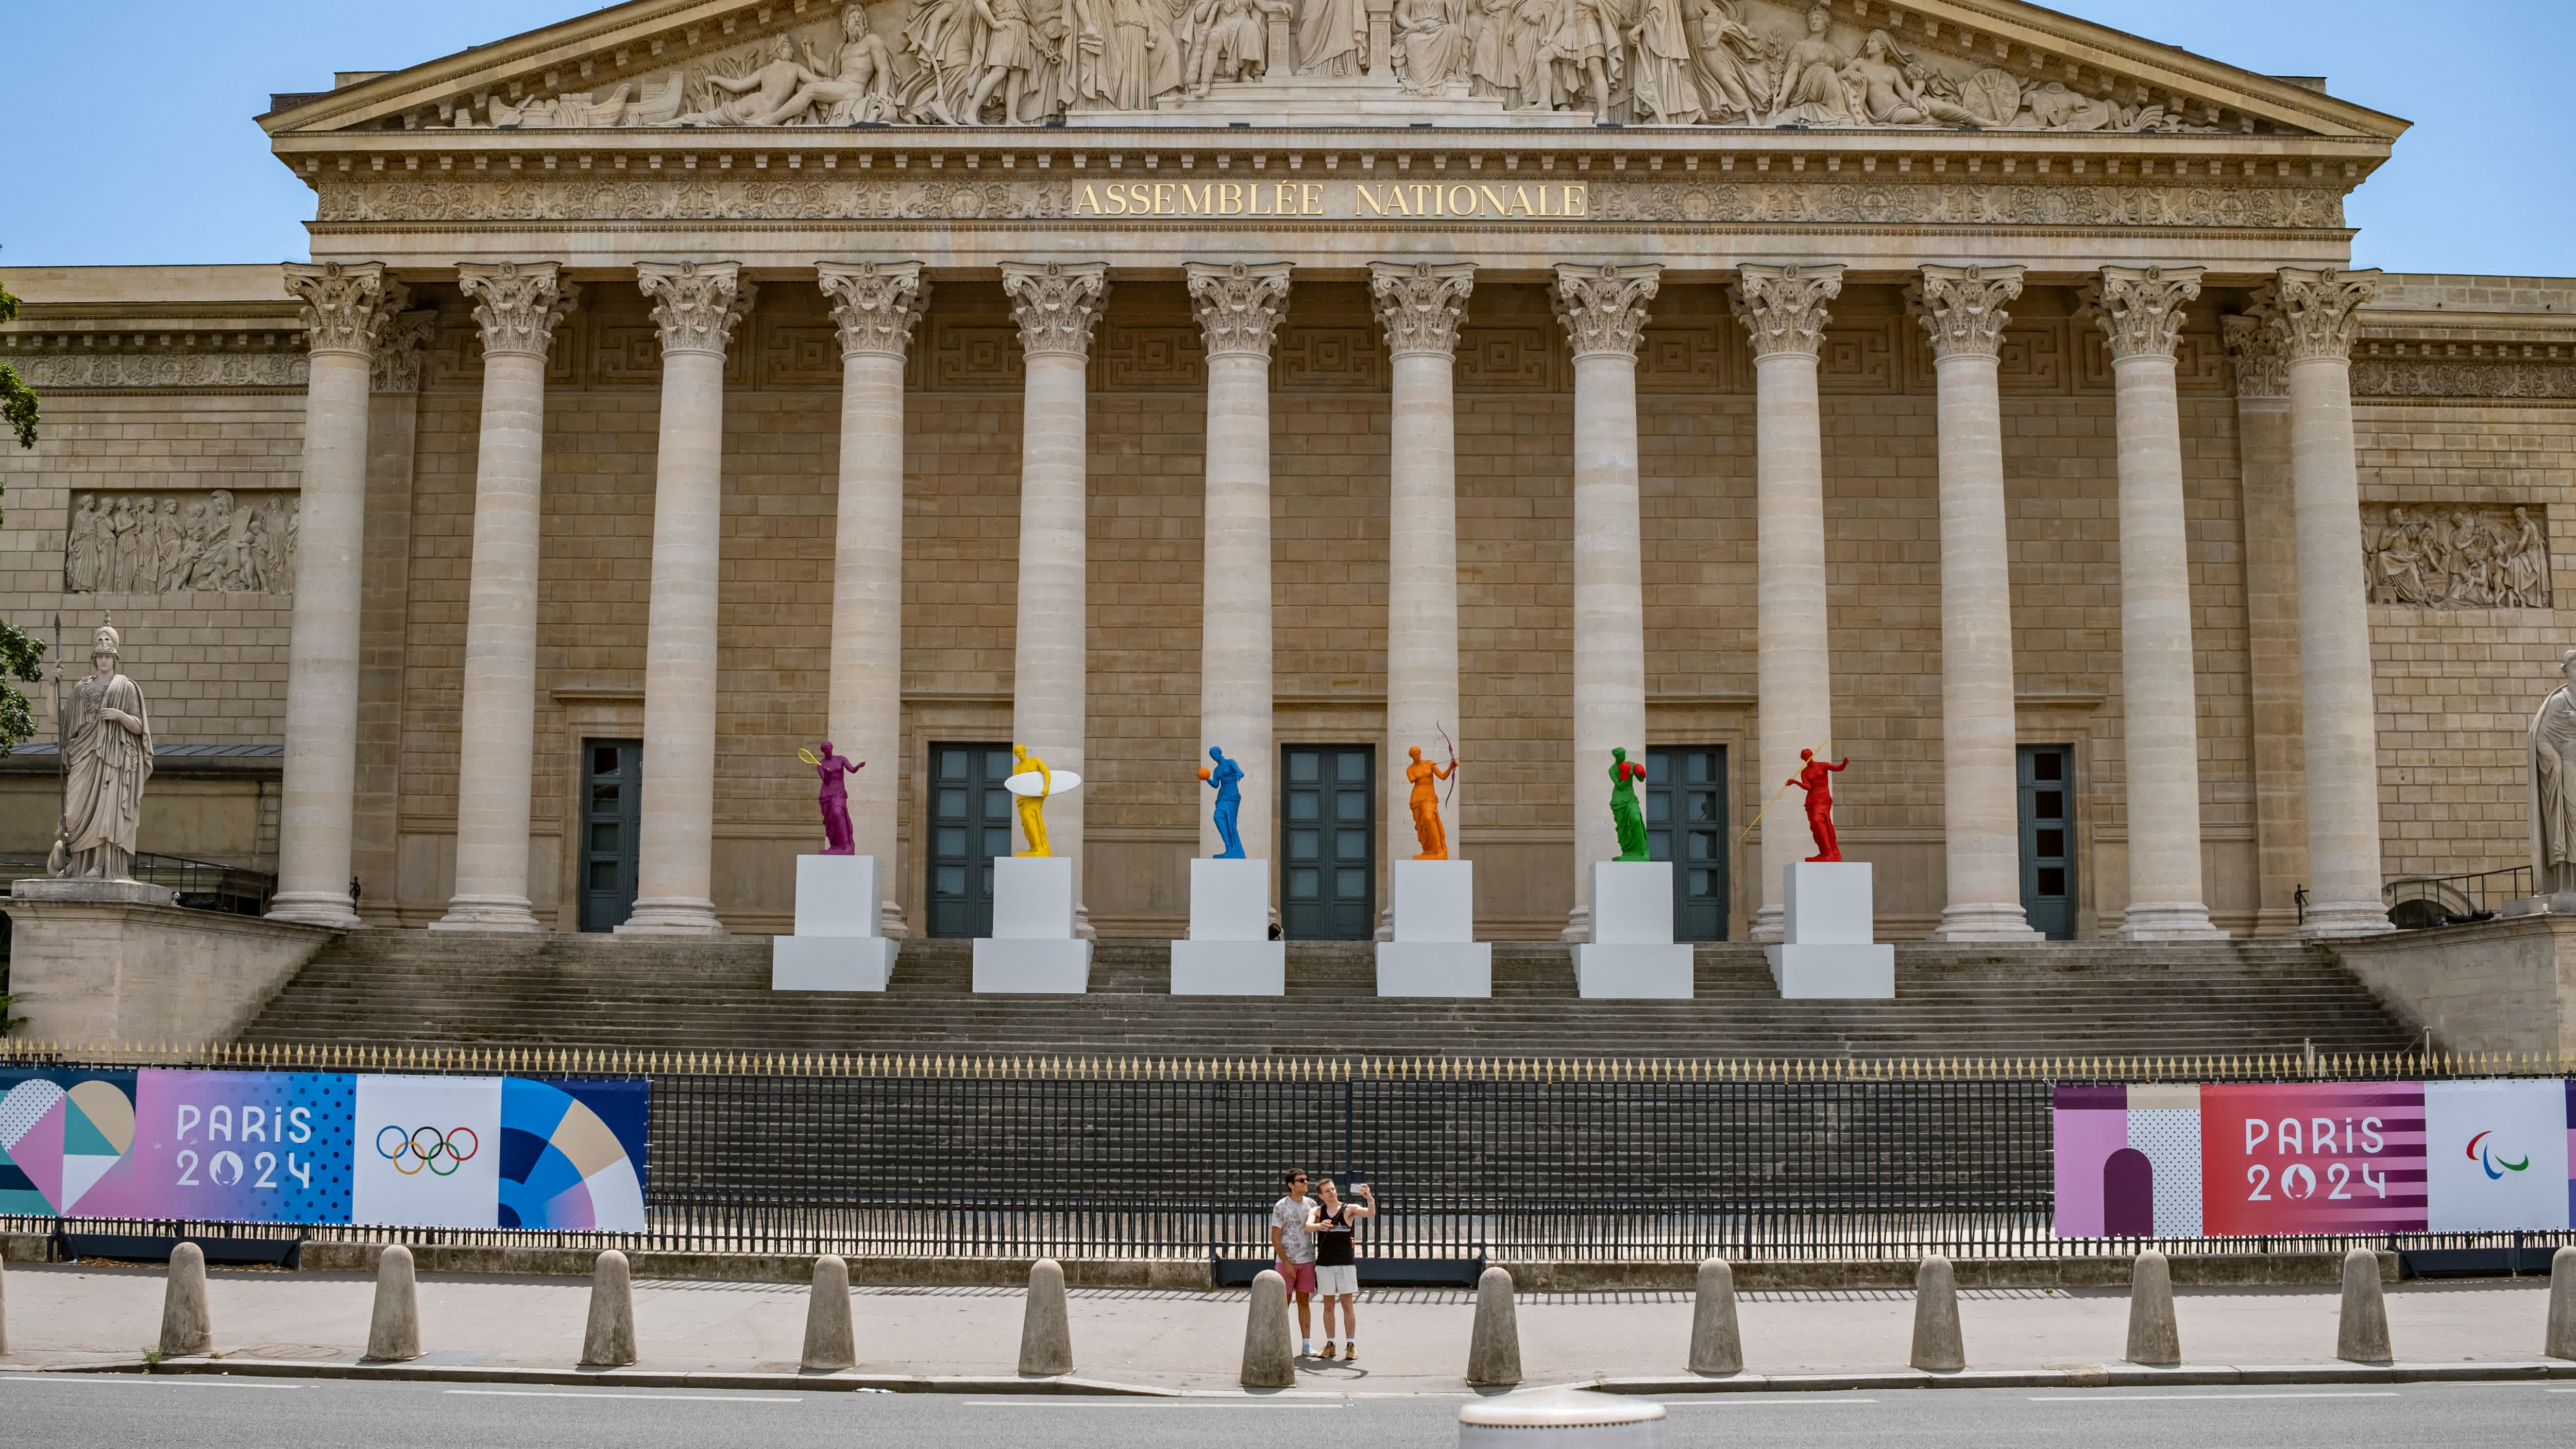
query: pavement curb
[
  {"left": 1583, "top": 1359, "right": 2576, "bottom": 1393},
  {"left": 35, "top": 1358, "right": 1180, "bottom": 1395}
]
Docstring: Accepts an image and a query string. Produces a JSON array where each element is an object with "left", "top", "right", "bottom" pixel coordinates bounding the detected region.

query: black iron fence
[
  {"left": 5, "top": 1045, "right": 2570, "bottom": 1267},
  {"left": 2382, "top": 865, "right": 2531, "bottom": 929}
]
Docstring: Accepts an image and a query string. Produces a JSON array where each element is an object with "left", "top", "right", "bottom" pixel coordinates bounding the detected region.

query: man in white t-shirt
[{"left": 1269, "top": 1167, "right": 1319, "bottom": 1357}]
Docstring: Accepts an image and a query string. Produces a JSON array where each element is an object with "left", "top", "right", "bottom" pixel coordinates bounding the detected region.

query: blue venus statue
[{"left": 1200, "top": 746, "right": 1246, "bottom": 858}]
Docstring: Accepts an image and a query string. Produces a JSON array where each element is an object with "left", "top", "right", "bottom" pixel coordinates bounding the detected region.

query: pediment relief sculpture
[{"left": 411, "top": 0, "right": 2244, "bottom": 132}]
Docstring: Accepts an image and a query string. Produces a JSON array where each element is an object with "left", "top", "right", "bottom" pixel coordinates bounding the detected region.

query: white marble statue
[
  {"left": 53, "top": 621, "right": 154, "bottom": 883},
  {"left": 2532, "top": 650, "right": 2576, "bottom": 895}
]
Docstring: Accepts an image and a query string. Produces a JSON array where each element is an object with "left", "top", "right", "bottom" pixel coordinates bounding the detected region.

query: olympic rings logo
[{"left": 376, "top": 1124, "right": 480, "bottom": 1177}]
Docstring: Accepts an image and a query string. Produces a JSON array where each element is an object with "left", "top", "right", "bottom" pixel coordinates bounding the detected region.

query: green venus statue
[{"left": 1609, "top": 747, "right": 1649, "bottom": 862}]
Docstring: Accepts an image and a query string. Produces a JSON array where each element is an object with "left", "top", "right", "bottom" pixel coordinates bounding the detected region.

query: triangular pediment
[{"left": 263, "top": 0, "right": 2406, "bottom": 140}]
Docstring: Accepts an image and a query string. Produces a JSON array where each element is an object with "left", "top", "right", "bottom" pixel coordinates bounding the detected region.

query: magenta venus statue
[{"left": 805, "top": 742, "right": 865, "bottom": 855}]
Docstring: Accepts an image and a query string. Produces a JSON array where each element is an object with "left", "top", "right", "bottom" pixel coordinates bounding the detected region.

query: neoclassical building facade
[{"left": 3, "top": 0, "right": 2567, "bottom": 946}]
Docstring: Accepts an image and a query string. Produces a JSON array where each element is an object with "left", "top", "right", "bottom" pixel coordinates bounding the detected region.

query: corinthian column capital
[
  {"left": 2222, "top": 311, "right": 2290, "bottom": 399},
  {"left": 817, "top": 261, "right": 930, "bottom": 359},
  {"left": 457, "top": 262, "right": 580, "bottom": 360},
  {"left": 2259, "top": 266, "right": 2383, "bottom": 363},
  {"left": 1001, "top": 261, "right": 1110, "bottom": 359},
  {"left": 285, "top": 261, "right": 409, "bottom": 358},
  {"left": 1731, "top": 263, "right": 1844, "bottom": 359},
  {"left": 1552, "top": 263, "right": 1661, "bottom": 360},
  {"left": 2087, "top": 264, "right": 2205, "bottom": 361},
  {"left": 370, "top": 310, "right": 439, "bottom": 394},
  {"left": 1368, "top": 261, "right": 1476, "bottom": 359},
  {"left": 1909, "top": 264, "right": 2025, "bottom": 360},
  {"left": 636, "top": 260, "right": 755, "bottom": 357},
  {"left": 1185, "top": 261, "right": 1293, "bottom": 360}
]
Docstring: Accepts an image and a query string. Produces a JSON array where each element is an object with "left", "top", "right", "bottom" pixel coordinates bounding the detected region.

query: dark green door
[
  {"left": 1647, "top": 746, "right": 1728, "bottom": 942},
  {"left": 1282, "top": 745, "right": 1373, "bottom": 940},
  {"left": 579, "top": 739, "right": 642, "bottom": 933},
  {"left": 2019, "top": 744, "right": 2076, "bottom": 940},
  {"left": 928, "top": 743, "right": 1018, "bottom": 938}
]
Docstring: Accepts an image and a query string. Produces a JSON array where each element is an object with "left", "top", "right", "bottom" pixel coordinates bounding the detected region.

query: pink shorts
[{"left": 1276, "top": 1260, "right": 1317, "bottom": 1294}]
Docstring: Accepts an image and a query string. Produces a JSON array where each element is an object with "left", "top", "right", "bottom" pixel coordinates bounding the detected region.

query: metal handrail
[
  {"left": 0, "top": 851, "right": 274, "bottom": 916},
  {"left": 2382, "top": 865, "right": 2531, "bottom": 929}
]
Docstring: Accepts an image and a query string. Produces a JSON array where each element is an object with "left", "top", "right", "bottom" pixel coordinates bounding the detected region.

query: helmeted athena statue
[
  {"left": 54, "top": 621, "right": 154, "bottom": 883},
  {"left": 2529, "top": 649, "right": 2576, "bottom": 896}
]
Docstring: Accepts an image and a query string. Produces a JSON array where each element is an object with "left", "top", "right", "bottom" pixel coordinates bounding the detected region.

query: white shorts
[{"left": 1314, "top": 1264, "right": 1358, "bottom": 1296}]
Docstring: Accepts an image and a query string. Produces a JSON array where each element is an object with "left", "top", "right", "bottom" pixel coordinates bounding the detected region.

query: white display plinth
[
  {"left": 974, "top": 856, "right": 1092, "bottom": 993},
  {"left": 1172, "top": 858, "right": 1284, "bottom": 996},
  {"left": 1572, "top": 861, "right": 1694, "bottom": 1000},
  {"left": 770, "top": 855, "right": 897, "bottom": 992},
  {"left": 1376, "top": 859, "right": 1490, "bottom": 997},
  {"left": 1763, "top": 860, "right": 1894, "bottom": 999}
]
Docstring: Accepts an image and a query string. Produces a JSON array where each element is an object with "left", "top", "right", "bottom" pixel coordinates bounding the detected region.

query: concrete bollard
[
  {"left": 1018, "top": 1258, "right": 1073, "bottom": 1376},
  {"left": 1240, "top": 1268, "right": 1295, "bottom": 1388},
  {"left": 158, "top": 1241, "right": 213, "bottom": 1358},
  {"left": 801, "top": 1255, "right": 856, "bottom": 1373},
  {"left": 1466, "top": 1265, "right": 1522, "bottom": 1387},
  {"left": 580, "top": 1249, "right": 638, "bottom": 1368},
  {"left": 364, "top": 1245, "right": 422, "bottom": 1362},
  {"left": 2545, "top": 1246, "right": 2574, "bottom": 1361},
  {"left": 1909, "top": 1254, "right": 1965, "bottom": 1373},
  {"left": 1688, "top": 1257, "right": 1742, "bottom": 1375},
  {"left": 2124, "top": 1249, "right": 2181, "bottom": 1367},
  {"left": 1, "top": 1248, "right": 9, "bottom": 1358},
  {"left": 2335, "top": 1247, "right": 2392, "bottom": 1364}
]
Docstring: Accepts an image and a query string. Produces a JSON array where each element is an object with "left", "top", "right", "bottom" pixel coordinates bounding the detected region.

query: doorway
[
  {"left": 1282, "top": 745, "right": 1374, "bottom": 940},
  {"left": 2018, "top": 744, "right": 2077, "bottom": 940},
  {"left": 579, "top": 739, "right": 642, "bottom": 932},
  {"left": 928, "top": 743, "right": 1018, "bottom": 938},
  {"left": 1647, "top": 746, "right": 1728, "bottom": 942}
]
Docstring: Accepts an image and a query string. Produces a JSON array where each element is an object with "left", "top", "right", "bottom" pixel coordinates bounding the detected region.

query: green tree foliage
[{"left": 0, "top": 279, "right": 46, "bottom": 753}]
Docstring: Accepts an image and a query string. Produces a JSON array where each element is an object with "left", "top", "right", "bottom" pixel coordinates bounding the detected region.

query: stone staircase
[{"left": 231, "top": 932, "right": 2418, "bottom": 1060}]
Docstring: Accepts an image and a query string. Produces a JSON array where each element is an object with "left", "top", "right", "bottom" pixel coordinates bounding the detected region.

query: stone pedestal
[
  {"left": 1572, "top": 861, "right": 1693, "bottom": 1000},
  {"left": 973, "top": 856, "right": 1093, "bottom": 993},
  {"left": 1172, "top": 857, "right": 1284, "bottom": 996},
  {"left": 1763, "top": 861, "right": 1894, "bottom": 1000},
  {"left": 1376, "top": 859, "right": 1490, "bottom": 997},
  {"left": 3, "top": 887, "right": 336, "bottom": 1044},
  {"left": 770, "top": 855, "right": 898, "bottom": 993}
]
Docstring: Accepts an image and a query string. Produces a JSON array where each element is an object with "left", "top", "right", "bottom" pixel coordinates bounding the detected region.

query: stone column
[
  {"left": 1732, "top": 264, "right": 1843, "bottom": 943},
  {"left": 2090, "top": 265, "right": 2222, "bottom": 940},
  {"left": 1000, "top": 262, "right": 1109, "bottom": 935},
  {"left": 817, "top": 261, "right": 929, "bottom": 938},
  {"left": 435, "top": 263, "right": 579, "bottom": 933},
  {"left": 2263, "top": 267, "right": 2393, "bottom": 938},
  {"left": 1912, "top": 265, "right": 2041, "bottom": 942},
  {"left": 1552, "top": 262, "right": 1659, "bottom": 942},
  {"left": 1186, "top": 262, "right": 1291, "bottom": 875},
  {"left": 617, "top": 261, "right": 755, "bottom": 936},
  {"left": 352, "top": 309, "right": 436, "bottom": 924},
  {"left": 2223, "top": 311, "right": 2310, "bottom": 937},
  {"left": 1369, "top": 262, "right": 1473, "bottom": 926},
  {"left": 269, "top": 262, "right": 405, "bottom": 929}
]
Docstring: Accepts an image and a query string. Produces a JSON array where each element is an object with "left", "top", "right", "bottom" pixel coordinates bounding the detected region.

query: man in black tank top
[{"left": 1304, "top": 1178, "right": 1376, "bottom": 1360}]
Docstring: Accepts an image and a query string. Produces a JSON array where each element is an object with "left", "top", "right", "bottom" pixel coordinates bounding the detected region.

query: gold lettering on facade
[{"left": 1081, "top": 181, "right": 1584, "bottom": 218}]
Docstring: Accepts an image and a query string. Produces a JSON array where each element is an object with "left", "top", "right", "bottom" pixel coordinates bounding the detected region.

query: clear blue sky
[{"left": 7, "top": 0, "right": 2569, "bottom": 276}]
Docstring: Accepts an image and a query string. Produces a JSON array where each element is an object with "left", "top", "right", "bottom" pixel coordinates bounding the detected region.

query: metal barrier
[
  {"left": 5, "top": 1044, "right": 2571, "bottom": 1267},
  {"left": 2382, "top": 866, "right": 2531, "bottom": 929},
  {"left": 0, "top": 851, "right": 274, "bottom": 916}
]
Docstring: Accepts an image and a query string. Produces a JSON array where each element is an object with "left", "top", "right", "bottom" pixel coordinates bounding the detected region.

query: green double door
[{"left": 1281, "top": 746, "right": 1375, "bottom": 940}]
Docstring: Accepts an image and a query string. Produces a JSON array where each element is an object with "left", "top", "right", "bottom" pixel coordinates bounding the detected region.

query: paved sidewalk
[{"left": 0, "top": 1265, "right": 2564, "bottom": 1392}]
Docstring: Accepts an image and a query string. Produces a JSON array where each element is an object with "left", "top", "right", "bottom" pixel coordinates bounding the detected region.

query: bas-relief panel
[
  {"left": 408, "top": 0, "right": 2245, "bottom": 134},
  {"left": 2362, "top": 504, "right": 2551, "bottom": 609},
  {"left": 63, "top": 489, "right": 299, "bottom": 595},
  {"left": 0, "top": 347, "right": 308, "bottom": 391},
  {"left": 2351, "top": 359, "right": 2576, "bottom": 401}
]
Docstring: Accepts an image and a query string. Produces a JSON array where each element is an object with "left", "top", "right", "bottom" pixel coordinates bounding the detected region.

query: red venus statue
[{"left": 1787, "top": 748, "right": 1850, "bottom": 863}]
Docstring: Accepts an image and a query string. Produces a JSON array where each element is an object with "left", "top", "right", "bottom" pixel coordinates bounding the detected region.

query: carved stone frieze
[
  {"left": 65, "top": 489, "right": 298, "bottom": 596},
  {"left": 1731, "top": 264, "right": 1841, "bottom": 359},
  {"left": 282, "top": 262, "right": 408, "bottom": 357},
  {"left": 999, "top": 262, "right": 1110, "bottom": 358},
  {"left": 817, "top": 261, "right": 930, "bottom": 359},
  {"left": 0, "top": 343, "right": 309, "bottom": 391},
  {"left": 1909, "top": 264, "right": 2024, "bottom": 360},
  {"left": 2364, "top": 504, "right": 2550, "bottom": 609},
  {"left": 456, "top": 262, "right": 581, "bottom": 359},
  {"left": 1552, "top": 264, "right": 1661, "bottom": 361},
  {"left": 2350, "top": 358, "right": 2576, "bottom": 401},
  {"left": 1369, "top": 263, "right": 1476, "bottom": 360},
  {"left": 370, "top": 311, "right": 440, "bottom": 393},
  {"left": 1185, "top": 262, "right": 1293, "bottom": 360},
  {"left": 636, "top": 260, "right": 756, "bottom": 356},
  {"left": 2257, "top": 267, "right": 2382, "bottom": 364},
  {"left": 310, "top": 176, "right": 2347, "bottom": 231},
  {"left": 2086, "top": 264, "right": 2202, "bottom": 361}
]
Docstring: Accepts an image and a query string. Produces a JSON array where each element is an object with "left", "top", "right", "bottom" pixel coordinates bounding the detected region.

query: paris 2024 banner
[
  {"left": 2057, "top": 1079, "right": 2575, "bottom": 1237},
  {"left": 0, "top": 1069, "right": 647, "bottom": 1232}
]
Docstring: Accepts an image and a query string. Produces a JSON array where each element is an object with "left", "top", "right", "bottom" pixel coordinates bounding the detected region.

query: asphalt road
[{"left": 0, "top": 1375, "right": 2565, "bottom": 1447}]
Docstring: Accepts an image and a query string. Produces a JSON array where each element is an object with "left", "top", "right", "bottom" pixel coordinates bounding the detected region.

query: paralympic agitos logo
[{"left": 2464, "top": 1130, "right": 2531, "bottom": 1181}]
